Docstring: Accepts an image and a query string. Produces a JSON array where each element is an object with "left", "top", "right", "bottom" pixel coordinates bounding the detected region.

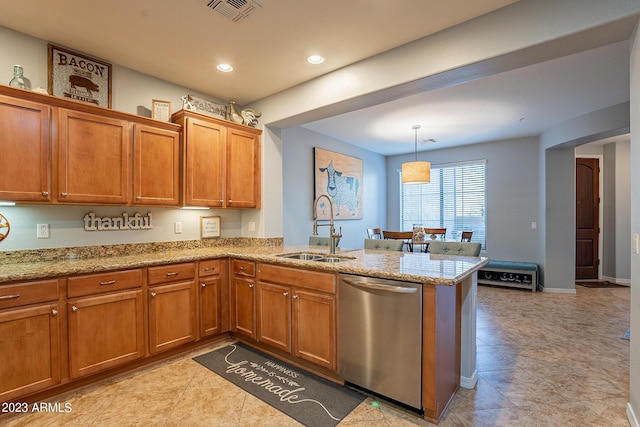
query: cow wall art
[{"left": 314, "top": 148, "right": 363, "bottom": 220}]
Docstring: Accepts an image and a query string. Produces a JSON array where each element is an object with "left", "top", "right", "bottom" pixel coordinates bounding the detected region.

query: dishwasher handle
[{"left": 341, "top": 278, "right": 418, "bottom": 293}]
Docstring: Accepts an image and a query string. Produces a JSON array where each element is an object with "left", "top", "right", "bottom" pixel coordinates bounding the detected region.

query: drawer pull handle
[
  {"left": 248, "top": 283, "right": 254, "bottom": 288},
  {"left": 283, "top": 292, "right": 289, "bottom": 296},
  {"left": 61, "top": 192, "right": 67, "bottom": 197},
  {"left": 151, "top": 292, "right": 157, "bottom": 298},
  {"left": 99, "top": 280, "right": 116, "bottom": 286},
  {"left": 42, "top": 191, "right": 49, "bottom": 196},
  {"left": 51, "top": 309, "right": 58, "bottom": 316},
  {"left": 204, "top": 267, "right": 211, "bottom": 271},
  {"left": 239, "top": 266, "right": 246, "bottom": 271},
  {"left": 71, "top": 306, "right": 78, "bottom": 312},
  {"left": 0, "top": 294, "right": 20, "bottom": 300},
  {"left": 166, "top": 272, "right": 178, "bottom": 277}
]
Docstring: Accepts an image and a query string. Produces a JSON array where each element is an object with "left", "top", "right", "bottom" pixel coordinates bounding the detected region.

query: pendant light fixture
[{"left": 401, "top": 125, "right": 431, "bottom": 183}]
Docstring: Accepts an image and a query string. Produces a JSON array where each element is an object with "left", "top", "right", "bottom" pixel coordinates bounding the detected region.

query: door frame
[{"left": 575, "top": 153, "right": 603, "bottom": 280}]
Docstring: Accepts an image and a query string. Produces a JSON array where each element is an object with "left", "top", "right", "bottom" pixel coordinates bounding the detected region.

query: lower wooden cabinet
[
  {"left": 255, "top": 263, "right": 337, "bottom": 371},
  {"left": 148, "top": 263, "right": 197, "bottom": 354},
  {"left": 0, "top": 303, "right": 60, "bottom": 401},
  {"left": 231, "top": 260, "right": 257, "bottom": 339},
  {"left": 199, "top": 259, "right": 227, "bottom": 338},
  {"left": 68, "top": 290, "right": 145, "bottom": 379}
]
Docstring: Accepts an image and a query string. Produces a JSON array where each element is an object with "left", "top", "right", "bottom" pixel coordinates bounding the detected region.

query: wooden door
[
  {"left": 148, "top": 281, "right": 197, "bottom": 354},
  {"left": 576, "top": 158, "right": 599, "bottom": 279},
  {"left": 226, "top": 128, "right": 261, "bottom": 208},
  {"left": 132, "top": 124, "right": 180, "bottom": 206},
  {"left": 68, "top": 290, "right": 144, "bottom": 378},
  {"left": 56, "top": 109, "right": 130, "bottom": 204},
  {"left": 183, "top": 117, "right": 225, "bottom": 207},
  {"left": 292, "top": 289, "right": 336, "bottom": 371},
  {"left": 231, "top": 276, "right": 256, "bottom": 338},
  {"left": 257, "top": 282, "right": 291, "bottom": 353},
  {"left": 199, "top": 275, "right": 221, "bottom": 337},
  {"left": 0, "top": 304, "right": 60, "bottom": 401},
  {"left": 0, "top": 95, "right": 51, "bottom": 202}
]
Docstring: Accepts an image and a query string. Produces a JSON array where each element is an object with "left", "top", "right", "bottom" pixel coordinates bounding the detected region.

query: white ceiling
[{"left": 0, "top": 0, "right": 632, "bottom": 156}]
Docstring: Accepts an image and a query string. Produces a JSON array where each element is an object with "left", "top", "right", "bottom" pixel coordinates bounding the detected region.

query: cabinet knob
[
  {"left": 136, "top": 196, "right": 142, "bottom": 200},
  {"left": 41, "top": 191, "right": 49, "bottom": 196},
  {"left": 283, "top": 292, "right": 289, "bottom": 296},
  {"left": 228, "top": 199, "right": 233, "bottom": 204},
  {"left": 201, "top": 283, "right": 206, "bottom": 288},
  {"left": 219, "top": 200, "right": 224, "bottom": 204},
  {"left": 151, "top": 292, "right": 157, "bottom": 298},
  {"left": 293, "top": 295, "right": 299, "bottom": 299},
  {"left": 248, "top": 283, "right": 254, "bottom": 288},
  {"left": 61, "top": 192, "right": 67, "bottom": 197},
  {"left": 51, "top": 309, "right": 58, "bottom": 316},
  {"left": 71, "top": 305, "right": 78, "bottom": 312},
  {"left": 239, "top": 266, "right": 246, "bottom": 271}
]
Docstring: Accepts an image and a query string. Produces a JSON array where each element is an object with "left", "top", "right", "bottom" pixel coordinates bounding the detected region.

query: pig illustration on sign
[{"left": 69, "top": 75, "right": 99, "bottom": 94}]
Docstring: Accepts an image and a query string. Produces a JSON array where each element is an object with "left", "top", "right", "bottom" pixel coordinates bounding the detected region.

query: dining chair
[
  {"left": 422, "top": 228, "right": 447, "bottom": 240},
  {"left": 366, "top": 228, "right": 382, "bottom": 239},
  {"left": 364, "top": 238, "right": 404, "bottom": 251},
  {"left": 382, "top": 231, "right": 413, "bottom": 252},
  {"left": 461, "top": 231, "right": 473, "bottom": 242}
]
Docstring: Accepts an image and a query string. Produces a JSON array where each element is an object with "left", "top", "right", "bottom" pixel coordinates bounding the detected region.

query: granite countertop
[{"left": 0, "top": 244, "right": 488, "bottom": 286}]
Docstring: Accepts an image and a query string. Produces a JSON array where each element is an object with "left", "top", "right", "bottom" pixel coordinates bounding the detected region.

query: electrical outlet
[
  {"left": 248, "top": 221, "right": 256, "bottom": 232},
  {"left": 37, "top": 223, "right": 50, "bottom": 239},
  {"left": 174, "top": 222, "right": 182, "bottom": 234}
]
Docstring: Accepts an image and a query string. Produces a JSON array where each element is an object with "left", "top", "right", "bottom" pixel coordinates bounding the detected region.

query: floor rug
[
  {"left": 193, "top": 343, "right": 365, "bottom": 427},
  {"left": 575, "top": 281, "right": 629, "bottom": 289}
]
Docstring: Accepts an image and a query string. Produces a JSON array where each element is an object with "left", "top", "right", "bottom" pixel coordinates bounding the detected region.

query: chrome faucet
[{"left": 313, "top": 194, "right": 342, "bottom": 255}]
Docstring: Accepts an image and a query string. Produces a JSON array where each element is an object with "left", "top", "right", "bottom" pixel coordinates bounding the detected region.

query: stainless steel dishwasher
[{"left": 339, "top": 274, "right": 423, "bottom": 411}]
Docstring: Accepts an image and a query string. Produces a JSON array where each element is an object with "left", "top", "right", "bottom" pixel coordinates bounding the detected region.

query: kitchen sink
[{"left": 275, "top": 253, "right": 355, "bottom": 262}]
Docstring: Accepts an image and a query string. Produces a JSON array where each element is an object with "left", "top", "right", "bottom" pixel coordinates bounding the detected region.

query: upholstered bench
[{"left": 478, "top": 260, "right": 539, "bottom": 292}]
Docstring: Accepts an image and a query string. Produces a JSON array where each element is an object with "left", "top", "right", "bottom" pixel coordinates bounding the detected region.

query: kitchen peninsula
[{"left": 0, "top": 241, "right": 487, "bottom": 424}]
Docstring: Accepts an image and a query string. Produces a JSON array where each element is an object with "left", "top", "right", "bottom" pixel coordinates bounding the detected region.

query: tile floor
[{"left": 1, "top": 284, "right": 631, "bottom": 426}]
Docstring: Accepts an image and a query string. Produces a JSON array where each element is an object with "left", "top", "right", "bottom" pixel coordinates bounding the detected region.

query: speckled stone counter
[{"left": 0, "top": 239, "right": 488, "bottom": 285}]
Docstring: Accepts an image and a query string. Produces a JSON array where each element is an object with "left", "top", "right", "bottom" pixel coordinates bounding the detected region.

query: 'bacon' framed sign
[{"left": 48, "top": 44, "right": 112, "bottom": 108}]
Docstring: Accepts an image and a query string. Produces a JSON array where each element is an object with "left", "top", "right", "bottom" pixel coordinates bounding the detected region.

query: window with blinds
[{"left": 400, "top": 160, "right": 486, "bottom": 248}]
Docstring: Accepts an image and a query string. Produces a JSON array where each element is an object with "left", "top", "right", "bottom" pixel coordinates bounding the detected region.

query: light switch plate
[{"left": 174, "top": 222, "right": 183, "bottom": 234}]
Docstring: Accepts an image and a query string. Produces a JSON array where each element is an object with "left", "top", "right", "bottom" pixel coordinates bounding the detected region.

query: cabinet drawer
[
  {"left": 199, "top": 259, "right": 223, "bottom": 277},
  {"left": 232, "top": 260, "right": 255, "bottom": 277},
  {"left": 148, "top": 263, "right": 196, "bottom": 285},
  {"left": 0, "top": 279, "right": 59, "bottom": 310},
  {"left": 257, "top": 264, "right": 336, "bottom": 294},
  {"left": 68, "top": 270, "right": 142, "bottom": 298}
]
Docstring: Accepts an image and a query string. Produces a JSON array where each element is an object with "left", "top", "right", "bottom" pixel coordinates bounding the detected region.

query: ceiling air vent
[{"left": 205, "top": 0, "right": 262, "bottom": 22}]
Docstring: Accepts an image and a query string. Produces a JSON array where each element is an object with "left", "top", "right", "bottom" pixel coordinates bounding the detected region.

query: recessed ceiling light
[
  {"left": 307, "top": 55, "right": 324, "bottom": 64},
  {"left": 217, "top": 63, "right": 233, "bottom": 72}
]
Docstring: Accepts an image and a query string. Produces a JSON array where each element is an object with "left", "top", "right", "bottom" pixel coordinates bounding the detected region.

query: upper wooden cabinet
[
  {"left": 0, "top": 94, "right": 51, "bottom": 202},
  {"left": 172, "top": 110, "right": 261, "bottom": 209},
  {"left": 132, "top": 124, "right": 180, "bottom": 206},
  {"left": 56, "top": 108, "right": 131, "bottom": 205}
]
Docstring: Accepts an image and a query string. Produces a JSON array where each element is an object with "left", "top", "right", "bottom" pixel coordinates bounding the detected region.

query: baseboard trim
[
  {"left": 628, "top": 402, "right": 639, "bottom": 427},
  {"left": 541, "top": 287, "right": 577, "bottom": 294},
  {"left": 601, "top": 275, "right": 631, "bottom": 285},
  {"left": 460, "top": 369, "right": 478, "bottom": 389}
]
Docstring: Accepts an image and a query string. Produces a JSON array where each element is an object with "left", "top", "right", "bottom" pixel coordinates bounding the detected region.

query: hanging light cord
[{"left": 412, "top": 124, "right": 420, "bottom": 161}]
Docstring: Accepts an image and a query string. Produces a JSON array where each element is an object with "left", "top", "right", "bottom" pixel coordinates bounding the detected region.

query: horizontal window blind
[{"left": 400, "top": 160, "right": 486, "bottom": 248}]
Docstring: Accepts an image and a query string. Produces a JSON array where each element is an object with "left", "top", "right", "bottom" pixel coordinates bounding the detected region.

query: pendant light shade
[{"left": 402, "top": 125, "right": 431, "bottom": 184}]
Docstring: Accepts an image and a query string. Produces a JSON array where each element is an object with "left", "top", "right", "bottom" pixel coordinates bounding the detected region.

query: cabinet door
[
  {"left": 68, "top": 290, "right": 144, "bottom": 379},
  {"left": 226, "top": 128, "right": 260, "bottom": 208},
  {"left": 292, "top": 289, "right": 336, "bottom": 371},
  {"left": 0, "top": 304, "right": 60, "bottom": 401},
  {"left": 199, "top": 275, "right": 221, "bottom": 337},
  {"left": 56, "top": 108, "right": 130, "bottom": 204},
  {"left": 0, "top": 95, "right": 51, "bottom": 202},
  {"left": 231, "top": 276, "right": 256, "bottom": 339},
  {"left": 148, "top": 281, "right": 197, "bottom": 354},
  {"left": 257, "top": 282, "right": 291, "bottom": 353},
  {"left": 184, "top": 117, "right": 225, "bottom": 207},
  {"left": 132, "top": 124, "right": 180, "bottom": 206}
]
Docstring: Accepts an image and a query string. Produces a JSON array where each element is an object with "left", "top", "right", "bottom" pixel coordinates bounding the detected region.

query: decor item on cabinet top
[
  {"left": 314, "top": 147, "right": 363, "bottom": 220},
  {"left": 151, "top": 99, "right": 171, "bottom": 122},
  {"left": 0, "top": 213, "right": 10, "bottom": 242},
  {"left": 228, "top": 100, "right": 261, "bottom": 127},
  {"left": 182, "top": 95, "right": 227, "bottom": 120},
  {"left": 48, "top": 44, "right": 112, "bottom": 108},
  {"left": 8, "top": 64, "right": 25, "bottom": 89}
]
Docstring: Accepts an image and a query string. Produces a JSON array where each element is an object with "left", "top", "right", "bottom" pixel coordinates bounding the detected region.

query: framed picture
[
  {"left": 200, "top": 216, "right": 221, "bottom": 238},
  {"left": 314, "top": 148, "right": 363, "bottom": 220},
  {"left": 48, "top": 44, "right": 112, "bottom": 108},
  {"left": 151, "top": 99, "right": 171, "bottom": 122}
]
